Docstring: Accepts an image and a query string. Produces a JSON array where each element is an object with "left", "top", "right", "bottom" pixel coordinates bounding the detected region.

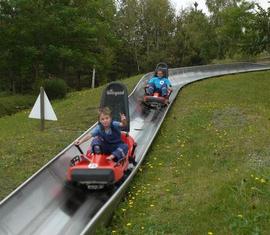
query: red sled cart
[
  {"left": 143, "top": 62, "right": 172, "bottom": 109},
  {"left": 66, "top": 82, "right": 137, "bottom": 190}
]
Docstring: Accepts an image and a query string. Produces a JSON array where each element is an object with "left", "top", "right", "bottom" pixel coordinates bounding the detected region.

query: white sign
[{"left": 29, "top": 90, "right": 57, "bottom": 121}]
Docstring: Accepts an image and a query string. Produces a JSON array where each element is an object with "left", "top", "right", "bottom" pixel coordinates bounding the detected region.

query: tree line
[{"left": 0, "top": 0, "right": 269, "bottom": 94}]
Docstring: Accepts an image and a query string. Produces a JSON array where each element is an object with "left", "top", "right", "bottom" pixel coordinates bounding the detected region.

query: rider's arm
[
  {"left": 148, "top": 76, "right": 156, "bottom": 84},
  {"left": 166, "top": 78, "right": 172, "bottom": 88},
  {"left": 75, "top": 125, "right": 101, "bottom": 145},
  {"left": 113, "top": 114, "right": 127, "bottom": 128},
  {"left": 75, "top": 133, "right": 92, "bottom": 145}
]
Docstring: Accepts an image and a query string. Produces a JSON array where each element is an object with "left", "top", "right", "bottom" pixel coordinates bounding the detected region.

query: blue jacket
[
  {"left": 148, "top": 76, "right": 172, "bottom": 89},
  {"left": 91, "top": 121, "right": 122, "bottom": 144}
]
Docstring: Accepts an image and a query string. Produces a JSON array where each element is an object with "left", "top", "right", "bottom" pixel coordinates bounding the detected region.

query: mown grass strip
[
  {"left": 98, "top": 70, "right": 270, "bottom": 235},
  {"left": 0, "top": 75, "right": 142, "bottom": 200}
]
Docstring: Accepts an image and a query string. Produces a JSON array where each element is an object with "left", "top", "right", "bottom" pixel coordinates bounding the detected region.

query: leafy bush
[
  {"left": 0, "top": 95, "right": 35, "bottom": 117},
  {"left": 43, "top": 79, "right": 68, "bottom": 100}
]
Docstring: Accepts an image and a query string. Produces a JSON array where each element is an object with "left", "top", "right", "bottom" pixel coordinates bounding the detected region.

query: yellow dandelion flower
[
  {"left": 250, "top": 174, "right": 254, "bottom": 178},
  {"left": 150, "top": 204, "right": 154, "bottom": 207},
  {"left": 260, "top": 178, "right": 266, "bottom": 183},
  {"left": 141, "top": 226, "right": 145, "bottom": 230},
  {"left": 255, "top": 177, "right": 259, "bottom": 180},
  {"left": 208, "top": 232, "right": 213, "bottom": 235},
  {"left": 237, "top": 214, "right": 243, "bottom": 218},
  {"left": 122, "top": 208, "right": 126, "bottom": 212},
  {"left": 126, "top": 223, "right": 132, "bottom": 226},
  {"left": 112, "top": 230, "right": 116, "bottom": 233}
]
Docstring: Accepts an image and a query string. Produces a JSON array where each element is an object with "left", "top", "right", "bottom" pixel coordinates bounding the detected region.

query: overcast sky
[{"left": 170, "top": 0, "right": 269, "bottom": 14}]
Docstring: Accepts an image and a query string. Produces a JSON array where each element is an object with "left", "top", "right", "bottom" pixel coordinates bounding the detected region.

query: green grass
[
  {"left": 97, "top": 70, "right": 270, "bottom": 235},
  {"left": 0, "top": 75, "right": 142, "bottom": 201}
]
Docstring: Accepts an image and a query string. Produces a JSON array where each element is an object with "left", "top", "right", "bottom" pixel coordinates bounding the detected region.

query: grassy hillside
[
  {"left": 0, "top": 75, "right": 142, "bottom": 201},
  {"left": 97, "top": 70, "right": 270, "bottom": 235}
]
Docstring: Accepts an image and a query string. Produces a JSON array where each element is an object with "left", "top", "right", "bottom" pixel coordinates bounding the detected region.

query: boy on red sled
[
  {"left": 146, "top": 69, "right": 172, "bottom": 97},
  {"left": 74, "top": 107, "right": 128, "bottom": 162}
]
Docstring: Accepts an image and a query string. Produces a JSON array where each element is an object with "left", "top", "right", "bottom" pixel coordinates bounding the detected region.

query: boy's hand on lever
[
  {"left": 106, "top": 155, "right": 115, "bottom": 161},
  {"left": 74, "top": 134, "right": 91, "bottom": 146}
]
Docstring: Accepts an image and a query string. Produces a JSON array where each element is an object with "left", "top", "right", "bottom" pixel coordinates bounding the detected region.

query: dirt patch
[
  {"left": 248, "top": 149, "right": 270, "bottom": 169},
  {"left": 212, "top": 106, "right": 248, "bottom": 129}
]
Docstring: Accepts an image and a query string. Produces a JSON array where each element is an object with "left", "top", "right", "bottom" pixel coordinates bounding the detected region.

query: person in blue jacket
[
  {"left": 146, "top": 69, "right": 172, "bottom": 97},
  {"left": 75, "top": 107, "right": 128, "bottom": 161}
]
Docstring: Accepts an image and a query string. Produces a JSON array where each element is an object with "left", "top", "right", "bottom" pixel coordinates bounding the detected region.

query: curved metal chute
[{"left": 0, "top": 63, "right": 269, "bottom": 235}]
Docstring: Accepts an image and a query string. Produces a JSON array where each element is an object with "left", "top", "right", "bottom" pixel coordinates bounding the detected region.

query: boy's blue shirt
[
  {"left": 148, "top": 76, "right": 172, "bottom": 89},
  {"left": 91, "top": 121, "right": 121, "bottom": 137}
]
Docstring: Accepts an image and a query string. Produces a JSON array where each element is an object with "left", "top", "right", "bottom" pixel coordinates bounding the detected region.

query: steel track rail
[{"left": 0, "top": 63, "right": 269, "bottom": 235}]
